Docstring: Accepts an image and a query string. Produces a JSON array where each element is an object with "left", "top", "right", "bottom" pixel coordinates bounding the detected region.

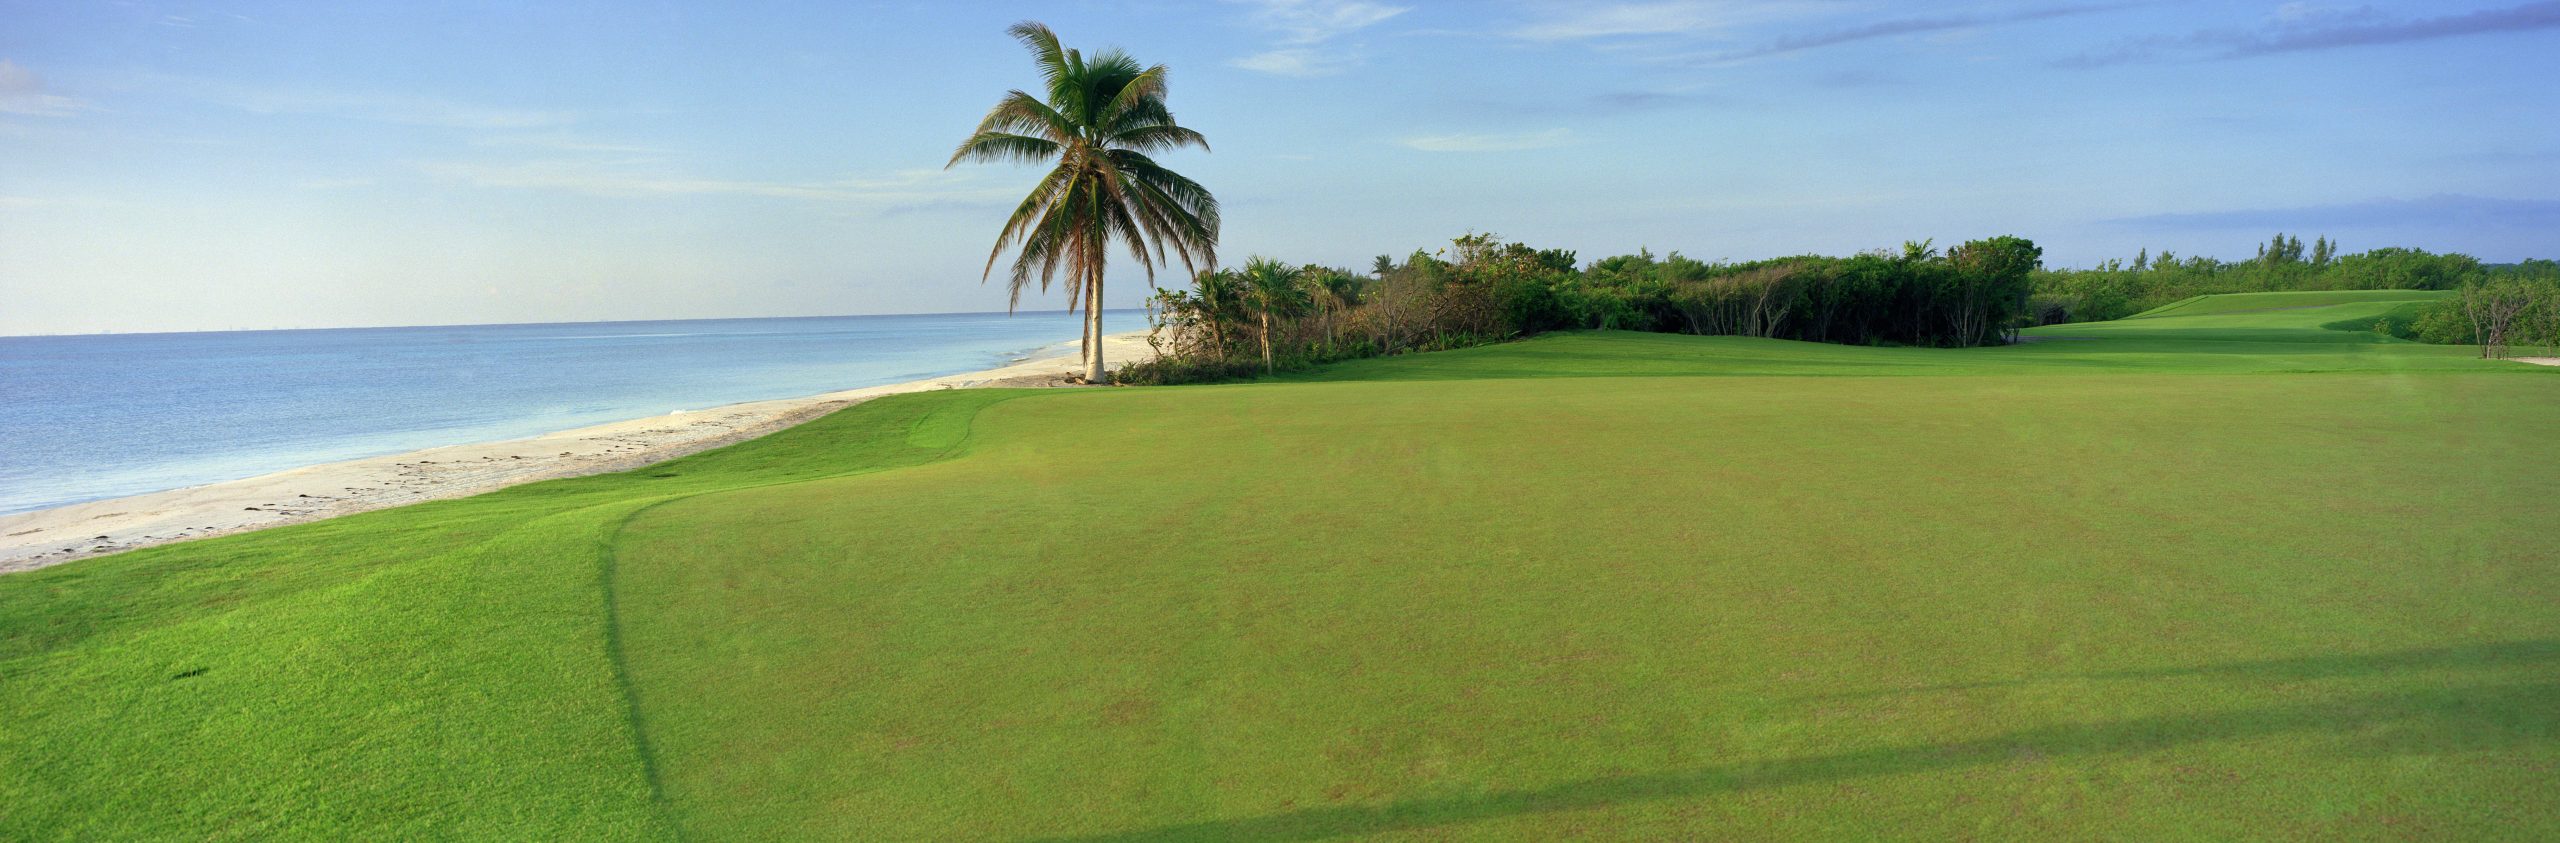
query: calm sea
[{"left": 0, "top": 310, "right": 1144, "bottom": 515}]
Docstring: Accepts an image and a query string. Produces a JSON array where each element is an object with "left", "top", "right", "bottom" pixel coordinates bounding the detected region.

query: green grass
[
  {"left": 2124, "top": 289, "right": 2456, "bottom": 320},
  {"left": 4, "top": 291, "right": 2555, "bottom": 839}
]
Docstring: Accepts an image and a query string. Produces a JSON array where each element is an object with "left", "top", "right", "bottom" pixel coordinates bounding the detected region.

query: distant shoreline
[{"left": 0, "top": 330, "right": 1155, "bottom": 574}]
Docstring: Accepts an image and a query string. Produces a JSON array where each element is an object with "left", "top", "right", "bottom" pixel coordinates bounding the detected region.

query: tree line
[
  {"left": 1118, "top": 233, "right": 2044, "bottom": 384},
  {"left": 2029, "top": 233, "right": 2505, "bottom": 324},
  {"left": 2032, "top": 233, "right": 2559, "bottom": 358}
]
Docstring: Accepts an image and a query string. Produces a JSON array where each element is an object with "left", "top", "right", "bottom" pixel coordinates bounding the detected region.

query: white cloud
[
  {"left": 1399, "top": 128, "right": 1575, "bottom": 152},
  {"left": 1236, "top": 0, "right": 1411, "bottom": 43},
  {"left": 1509, "top": 2, "right": 1747, "bottom": 41},
  {"left": 295, "top": 178, "right": 376, "bottom": 190},
  {"left": 1228, "top": 0, "right": 1409, "bottom": 77},
  {"left": 257, "top": 92, "right": 570, "bottom": 129},
  {"left": 471, "top": 132, "right": 669, "bottom": 155},
  {"left": 0, "top": 60, "right": 91, "bottom": 117},
  {"left": 0, "top": 194, "right": 117, "bottom": 208},
  {"left": 152, "top": 76, "right": 574, "bottom": 129},
  {"left": 1229, "top": 48, "right": 1357, "bottom": 77},
  {"left": 416, "top": 159, "right": 1015, "bottom": 204},
  {"left": 1505, "top": 1, "right": 1873, "bottom": 43}
]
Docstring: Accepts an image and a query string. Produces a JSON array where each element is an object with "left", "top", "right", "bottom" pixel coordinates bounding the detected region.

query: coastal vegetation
[
  {"left": 1123, "top": 232, "right": 2560, "bottom": 385},
  {"left": 4, "top": 292, "right": 2554, "bottom": 839},
  {"left": 2029, "top": 234, "right": 2494, "bottom": 323},
  {"left": 948, "top": 21, "right": 1219, "bottom": 383},
  {"left": 2029, "top": 235, "right": 2560, "bottom": 356},
  {"left": 1121, "top": 233, "right": 2045, "bottom": 384}
]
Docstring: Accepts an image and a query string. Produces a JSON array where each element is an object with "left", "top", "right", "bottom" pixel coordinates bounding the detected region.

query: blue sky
[{"left": 2, "top": 0, "right": 2555, "bottom": 333}]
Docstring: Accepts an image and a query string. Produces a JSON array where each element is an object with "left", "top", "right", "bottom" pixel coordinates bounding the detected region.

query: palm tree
[
  {"left": 1300, "top": 267, "right": 1360, "bottom": 352},
  {"left": 1192, "top": 267, "right": 1246, "bottom": 362},
  {"left": 948, "top": 21, "right": 1219, "bottom": 383},
  {"left": 1240, "top": 257, "right": 1307, "bottom": 374}
]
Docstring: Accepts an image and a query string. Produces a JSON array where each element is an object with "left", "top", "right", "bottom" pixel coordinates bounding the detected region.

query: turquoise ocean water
[{"left": 0, "top": 310, "right": 1141, "bottom": 514}]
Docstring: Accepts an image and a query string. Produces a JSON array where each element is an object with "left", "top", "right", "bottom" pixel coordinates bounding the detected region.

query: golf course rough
[{"left": 3, "top": 291, "right": 2554, "bottom": 840}]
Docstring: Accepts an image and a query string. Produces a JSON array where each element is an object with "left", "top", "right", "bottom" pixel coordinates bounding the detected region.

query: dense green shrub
[
  {"left": 1130, "top": 233, "right": 2044, "bottom": 383},
  {"left": 2359, "top": 262, "right": 2560, "bottom": 354},
  {"left": 2405, "top": 300, "right": 2477, "bottom": 345}
]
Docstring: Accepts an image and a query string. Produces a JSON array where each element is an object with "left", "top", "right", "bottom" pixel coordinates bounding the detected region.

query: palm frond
[
  {"left": 1110, "top": 150, "right": 1220, "bottom": 239},
  {"left": 1095, "top": 64, "right": 1168, "bottom": 130},
  {"left": 1119, "top": 174, "right": 1215, "bottom": 277},
  {"left": 981, "top": 166, "right": 1072, "bottom": 281},
  {"left": 1007, "top": 21, "right": 1071, "bottom": 102},
  {"left": 949, "top": 92, "right": 1073, "bottom": 164},
  {"left": 947, "top": 131, "right": 1063, "bottom": 168},
  {"left": 1005, "top": 188, "right": 1086, "bottom": 308},
  {"left": 1107, "top": 122, "right": 1209, "bottom": 154},
  {"left": 1083, "top": 154, "right": 1160, "bottom": 282}
]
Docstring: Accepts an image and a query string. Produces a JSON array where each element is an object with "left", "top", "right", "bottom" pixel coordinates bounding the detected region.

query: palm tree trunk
[
  {"left": 1260, "top": 311, "right": 1273, "bottom": 374},
  {"left": 1085, "top": 259, "right": 1107, "bottom": 383},
  {"left": 1070, "top": 234, "right": 1090, "bottom": 371}
]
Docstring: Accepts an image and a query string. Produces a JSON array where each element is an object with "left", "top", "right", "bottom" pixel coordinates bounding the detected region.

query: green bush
[{"left": 1132, "top": 233, "right": 2045, "bottom": 384}]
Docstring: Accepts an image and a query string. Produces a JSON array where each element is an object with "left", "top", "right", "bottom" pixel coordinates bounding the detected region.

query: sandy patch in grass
[{"left": 0, "top": 332, "right": 1157, "bottom": 574}]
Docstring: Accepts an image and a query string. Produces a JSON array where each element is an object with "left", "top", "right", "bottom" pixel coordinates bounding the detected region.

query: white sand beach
[{"left": 0, "top": 331, "right": 1157, "bottom": 574}]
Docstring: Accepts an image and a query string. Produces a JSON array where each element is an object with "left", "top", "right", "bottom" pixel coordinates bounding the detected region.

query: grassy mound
[
  {"left": 2124, "top": 289, "right": 2456, "bottom": 320},
  {"left": 4, "top": 293, "right": 2554, "bottom": 839}
]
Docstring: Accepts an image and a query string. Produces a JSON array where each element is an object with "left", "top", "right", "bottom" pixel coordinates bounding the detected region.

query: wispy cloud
[
  {"left": 416, "top": 159, "right": 1013, "bottom": 205},
  {"left": 1507, "top": 2, "right": 2140, "bottom": 65},
  {"left": 2110, "top": 194, "right": 2560, "bottom": 229},
  {"left": 1399, "top": 128, "right": 1575, "bottom": 152},
  {"left": 1457, "top": 89, "right": 1721, "bottom": 118},
  {"left": 1717, "top": 2, "right": 2141, "bottom": 61},
  {"left": 1508, "top": 1, "right": 1760, "bottom": 41},
  {"left": 1227, "top": 0, "right": 1409, "bottom": 77},
  {"left": 471, "top": 132, "right": 669, "bottom": 155},
  {"left": 1238, "top": 0, "right": 1410, "bottom": 43},
  {"left": 0, "top": 193, "right": 117, "bottom": 209},
  {"left": 0, "top": 59, "right": 91, "bottom": 117},
  {"left": 153, "top": 76, "right": 574, "bottom": 129},
  {"left": 2066, "top": 0, "right": 2560, "bottom": 66},
  {"left": 1230, "top": 48, "right": 1358, "bottom": 78},
  {"left": 295, "top": 177, "right": 376, "bottom": 191}
]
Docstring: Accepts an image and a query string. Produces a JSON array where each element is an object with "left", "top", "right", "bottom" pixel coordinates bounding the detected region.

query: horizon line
[{"left": 0, "top": 307, "right": 1153, "bottom": 341}]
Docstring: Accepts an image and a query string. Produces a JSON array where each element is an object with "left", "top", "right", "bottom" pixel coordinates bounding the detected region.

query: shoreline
[{"left": 0, "top": 330, "right": 1156, "bottom": 574}]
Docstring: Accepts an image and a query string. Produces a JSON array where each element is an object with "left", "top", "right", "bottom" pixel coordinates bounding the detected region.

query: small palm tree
[
  {"left": 1240, "top": 257, "right": 1307, "bottom": 374},
  {"left": 1192, "top": 267, "right": 1246, "bottom": 362},
  {"left": 948, "top": 21, "right": 1219, "bottom": 382},
  {"left": 1300, "top": 267, "right": 1360, "bottom": 352}
]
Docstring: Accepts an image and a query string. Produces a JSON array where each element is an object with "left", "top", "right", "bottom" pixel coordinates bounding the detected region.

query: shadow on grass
[{"left": 1030, "top": 672, "right": 2559, "bottom": 842}]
